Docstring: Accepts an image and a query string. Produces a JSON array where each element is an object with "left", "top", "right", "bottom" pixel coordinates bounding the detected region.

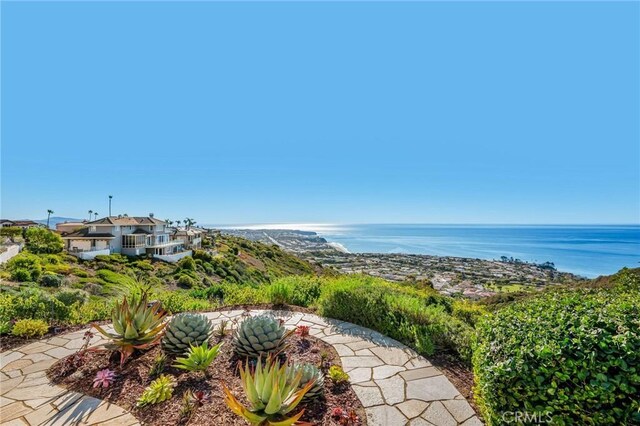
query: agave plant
[
  {"left": 93, "top": 293, "right": 167, "bottom": 365},
  {"left": 232, "top": 315, "right": 292, "bottom": 359},
  {"left": 162, "top": 313, "right": 213, "bottom": 355},
  {"left": 223, "top": 357, "right": 314, "bottom": 426},
  {"left": 173, "top": 341, "right": 223, "bottom": 373},
  {"left": 93, "top": 369, "right": 116, "bottom": 388},
  {"left": 287, "top": 363, "right": 325, "bottom": 401}
]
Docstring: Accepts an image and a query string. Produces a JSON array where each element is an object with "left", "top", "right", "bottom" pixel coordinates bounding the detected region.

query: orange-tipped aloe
[
  {"left": 223, "top": 357, "right": 314, "bottom": 426},
  {"left": 93, "top": 293, "right": 167, "bottom": 365}
]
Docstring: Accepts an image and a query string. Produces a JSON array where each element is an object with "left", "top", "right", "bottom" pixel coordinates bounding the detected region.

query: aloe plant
[
  {"left": 92, "top": 293, "right": 167, "bottom": 365},
  {"left": 223, "top": 357, "right": 314, "bottom": 426},
  {"left": 173, "top": 341, "right": 223, "bottom": 373}
]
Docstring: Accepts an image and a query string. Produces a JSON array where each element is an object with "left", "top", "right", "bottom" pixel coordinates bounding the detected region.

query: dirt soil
[{"left": 48, "top": 332, "right": 366, "bottom": 425}]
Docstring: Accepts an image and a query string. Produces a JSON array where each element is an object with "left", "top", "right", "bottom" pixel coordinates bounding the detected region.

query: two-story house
[{"left": 61, "top": 215, "right": 192, "bottom": 262}]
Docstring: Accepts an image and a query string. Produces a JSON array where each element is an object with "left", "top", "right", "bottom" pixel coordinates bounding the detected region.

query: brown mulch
[{"left": 47, "top": 333, "right": 366, "bottom": 425}]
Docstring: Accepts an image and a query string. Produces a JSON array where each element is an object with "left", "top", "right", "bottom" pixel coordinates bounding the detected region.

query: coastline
[{"left": 216, "top": 228, "right": 591, "bottom": 299}]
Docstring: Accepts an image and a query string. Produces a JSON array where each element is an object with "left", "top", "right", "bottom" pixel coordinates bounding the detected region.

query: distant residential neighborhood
[{"left": 0, "top": 213, "right": 206, "bottom": 264}]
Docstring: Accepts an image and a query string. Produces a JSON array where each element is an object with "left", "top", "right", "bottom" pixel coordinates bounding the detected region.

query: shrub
[
  {"left": 0, "top": 288, "right": 71, "bottom": 323},
  {"left": 12, "top": 319, "right": 49, "bottom": 338},
  {"left": 177, "top": 256, "right": 196, "bottom": 271},
  {"left": 155, "top": 291, "right": 214, "bottom": 314},
  {"left": 473, "top": 287, "right": 640, "bottom": 425},
  {"left": 451, "top": 299, "right": 487, "bottom": 327},
  {"left": 55, "top": 289, "right": 88, "bottom": 306},
  {"left": 193, "top": 250, "right": 214, "bottom": 263},
  {"left": 132, "top": 260, "right": 154, "bottom": 271},
  {"left": 72, "top": 269, "right": 89, "bottom": 278},
  {"left": 0, "top": 320, "right": 13, "bottom": 335},
  {"left": 40, "top": 273, "right": 63, "bottom": 288},
  {"left": 267, "top": 280, "right": 292, "bottom": 305},
  {"left": 83, "top": 282, "right": 103, "bottom": 295},
  {"left": 6, "top": 253, "right": 42, "bottom": 282},
  {"left": 11, "top": 268, "right": 33, "bottom": 282},
  {"left": 177, "top": 274, "right": 198, "bottom": 289},
  {"left": 25, "top": 227, "right": 63, "bottom": 254}
]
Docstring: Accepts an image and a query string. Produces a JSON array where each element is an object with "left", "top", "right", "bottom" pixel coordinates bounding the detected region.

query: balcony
[{"left": 68, "top": 247, "right": 111, "bottom": 260}]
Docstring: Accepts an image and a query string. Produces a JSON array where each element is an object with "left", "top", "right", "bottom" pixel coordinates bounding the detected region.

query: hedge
[{"left": 473, "top": 278, "right": 640, "bottom": 425}]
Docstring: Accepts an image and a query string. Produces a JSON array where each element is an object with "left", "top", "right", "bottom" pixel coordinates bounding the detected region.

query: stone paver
[{"left": 0, "top": 309, "right": 482, "bottom": 425}]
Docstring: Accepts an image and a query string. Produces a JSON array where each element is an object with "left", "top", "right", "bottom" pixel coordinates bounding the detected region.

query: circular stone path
[{"left": 0, "top": 309, "right": 483, "bottom": 426}]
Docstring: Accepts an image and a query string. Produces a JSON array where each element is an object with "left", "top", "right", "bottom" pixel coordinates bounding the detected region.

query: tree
[
  {"left": 184, "top": 218, "right": 196, "bottom": 230},
  {"left": 88, "top": 210, "right": 93, "bottom": 221},
  {"left": 176, "top": 220, "right": 182, "bottom": 228},
  {"left": 94, "top": 212, "right": 99, "bottom": 221},
  {"left": 109, "top": 195, "right": 113, "bottom": 216},
  {"left": 25, "top": 227, "right": 64, "bottom": 254},
  {"left": 0, "top": 227, "right": 22, "bottom": 243},
  {"left": 46, "top": 209, "right": 54, "bottom": 228}
]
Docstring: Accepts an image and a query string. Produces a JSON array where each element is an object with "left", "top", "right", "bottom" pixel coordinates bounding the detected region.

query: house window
[{"left": 90, "top": 226, "right": 96, "bottom": 232}]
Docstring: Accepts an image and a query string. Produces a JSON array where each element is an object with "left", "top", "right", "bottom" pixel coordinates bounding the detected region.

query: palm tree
[
  {"left": 108, "top": 195, "right": 113, "bottom": 216},
  {"left": 165, "top": 219, "right": 173, "bottom": 227},
  {"left": 94, "top": 212, "right": 99, "bottom": 221},
  {"left": 88, "top": 210, "right": 93, "bottom": 221},
  {"left": 46, "top": 209, "right": 54, "bottom": 228},
  {"left": 185, "top": 218, "right": 196, "bottom": 230},
  {"left": 176, "top": 220, "right": 182, "bottom": 228}
]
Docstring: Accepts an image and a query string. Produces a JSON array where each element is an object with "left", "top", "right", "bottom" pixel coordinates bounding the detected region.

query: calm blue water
[{"left": 313, "top": 225, "right": 640, "bottom": 278}]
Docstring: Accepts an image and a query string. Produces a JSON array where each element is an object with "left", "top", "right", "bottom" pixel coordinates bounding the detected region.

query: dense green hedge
[{"left": 473, "top": 270, "right": 640, "bottom": 425}]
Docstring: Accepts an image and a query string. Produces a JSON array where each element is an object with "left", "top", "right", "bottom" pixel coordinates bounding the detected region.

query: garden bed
[{"left": 48, "top": 331, "right": 366, "bottom": 425}]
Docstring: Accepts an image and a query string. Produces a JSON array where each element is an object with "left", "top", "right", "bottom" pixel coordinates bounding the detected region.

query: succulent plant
[
  {"left": 295, "top": 325, "right": 310, "bottom": 338},
  {"left": 136, "top": 374, "right": 176, "bottom": 407},
  {"left": 93, "top": 293, "right": 167, "bottom": 365},
  {"left": 328, "top": 365, "right": 349, "bottom": 384},
  {"left": 93, "top": 369, "right": 116, "bottom": 388},
  {"left": 162, "top": 313, "right": 213, "bottom": 356},
  {"left": 287, "top": 363, "right": 325, "bottom": 401},
  {"left": 149, "top": 353, "right": 167, "bottom": 377},
  {"left": 232, "top": 315, "right": 291, "bottom": 359},
  {"left": 173, "top": 341, "right": 223, "bottom": 373},
  {"left": 223, "top": 356, "right": 314, "bottom": 426},
  {"left": 180, "top": 389, "right": 211, "bottom": 418}
]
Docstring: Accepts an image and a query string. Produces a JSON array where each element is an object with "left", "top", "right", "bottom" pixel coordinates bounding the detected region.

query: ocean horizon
[{"left": 210, "top": 223, "right": 640, "bottom": 278}]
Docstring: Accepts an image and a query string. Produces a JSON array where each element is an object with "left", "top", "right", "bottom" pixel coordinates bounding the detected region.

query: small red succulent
[
  {"left": 331, "top": 407, "right": 345, "bottom": 418},
  {"left": 295, "top": 325, "right": 311, "bottom": 338}
]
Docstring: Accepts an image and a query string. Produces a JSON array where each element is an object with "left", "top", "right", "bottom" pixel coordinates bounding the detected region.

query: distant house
[
  {"left": 61, "top": 215, "right": 191, "bottom": 262},
  {"left": 0, "top": 219, "right": 43, "bottom": 229},
  {"left": 169, "top": 227, "right": 203, "bottom": 250}
]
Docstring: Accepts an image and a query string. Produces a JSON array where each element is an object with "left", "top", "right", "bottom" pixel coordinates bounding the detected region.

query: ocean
[{"left": 215, "top": 224, "right": 640, "bottom": 278}]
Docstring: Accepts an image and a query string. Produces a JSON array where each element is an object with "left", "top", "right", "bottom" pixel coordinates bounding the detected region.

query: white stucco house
[{"left": 61, "top": 215, "right": 192, "bottom": 262}]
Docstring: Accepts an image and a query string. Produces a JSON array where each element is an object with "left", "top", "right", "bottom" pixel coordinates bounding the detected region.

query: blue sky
[{"left": 2, "top": 1, "right": 638, "bottom": 224}]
